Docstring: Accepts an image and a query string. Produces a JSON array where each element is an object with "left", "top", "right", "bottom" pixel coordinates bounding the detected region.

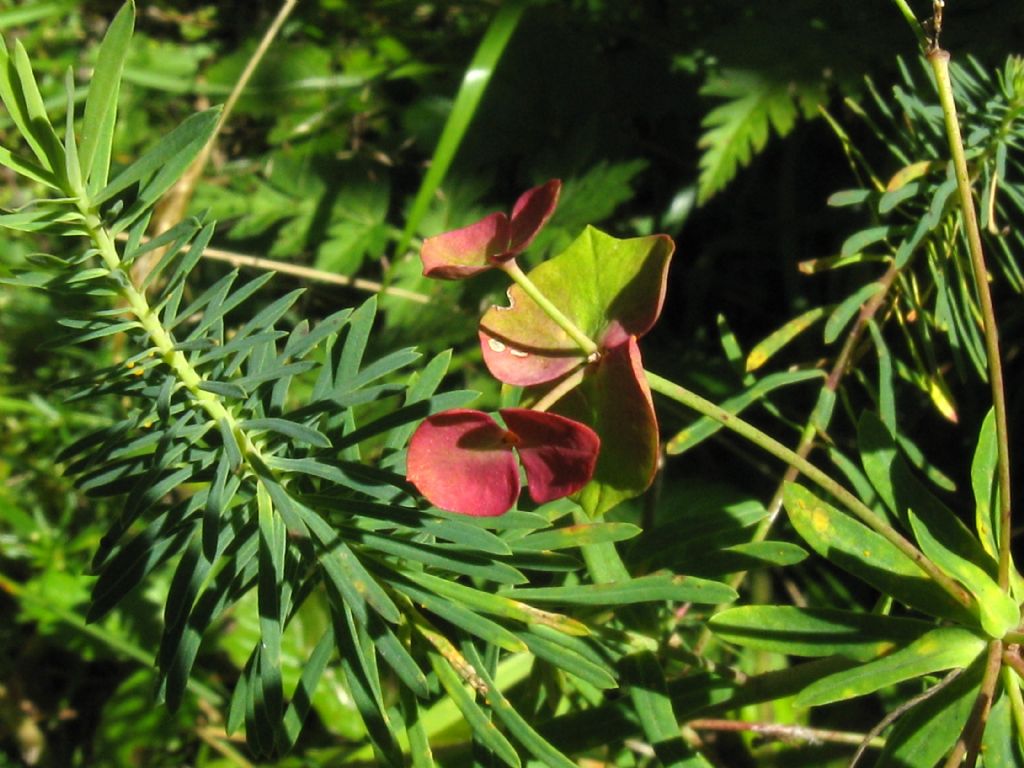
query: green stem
[
  {"left": 694, "top": 263, "right": 899, "bottom": 656},
  {"left": 500, "top": 260, "right": 599, "bottom": 357},
  {"left": 500, "top": 248, "right": 970, "bottom": 610},
  {"left": 531, "top": 362, "right": 588, "bottom": 412},
  {"left": 888, "top": 0, "right": 930, "bottom": 51},
  {"left": 644, "top": 370, "right": 974, "bottom": 611},
  {"left": 929, "top": 49, "right": 1014, "bottom": 591}
]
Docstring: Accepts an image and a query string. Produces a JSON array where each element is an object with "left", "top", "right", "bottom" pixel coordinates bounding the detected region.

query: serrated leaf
[{"left": 697, "top": 69, "right": 823, "bottom": 203}]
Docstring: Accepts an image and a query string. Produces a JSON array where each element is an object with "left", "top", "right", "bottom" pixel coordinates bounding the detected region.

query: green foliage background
[{"left": 1, "top": 1, "right": 1023, "bottom": 766}]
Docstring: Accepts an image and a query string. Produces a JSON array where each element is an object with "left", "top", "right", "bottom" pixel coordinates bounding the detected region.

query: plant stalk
[
  {"left": 500, "top": 259, "right": 600, "bottom": 357},
  {"left": 929, "top": 49, "right": 1015, "bottom": 591},
  {"left": 503, "top": 249, "right": 971, "bottom": 610},
  {"left": 644, "top": 369, "right": 974, "bottom": 610}
]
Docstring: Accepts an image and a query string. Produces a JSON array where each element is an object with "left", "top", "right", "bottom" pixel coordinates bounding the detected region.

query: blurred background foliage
[{"left": 1, "top": 0, "right": 1023, "bottom": 765}]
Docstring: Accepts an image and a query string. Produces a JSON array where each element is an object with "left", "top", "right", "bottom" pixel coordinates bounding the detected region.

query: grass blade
[{"left": 397, "top": 1, "right": 526, "bottom": 254}]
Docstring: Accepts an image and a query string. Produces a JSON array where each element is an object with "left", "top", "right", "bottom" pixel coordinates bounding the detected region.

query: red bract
[
  {"left": 420, "top": 180, "right": 561, "bottom": 279},
  {"left": 406, "top": 407, "right": 599, "bottom": 517}
]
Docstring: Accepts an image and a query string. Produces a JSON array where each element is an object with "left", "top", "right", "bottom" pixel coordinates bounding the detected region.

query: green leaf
[
  {"left": 0, "top": 144, "right": 56, "bottom": 187},
  {"left": 621, "top": 651, "right": 711, "bottom": 767},
  {"left": 795, "top": 626, "right": 986, "bottom": 707},
  {"left": 502, "top": 572, "right": 736, "bottom": 606},
  {"left": 357, "top": 532, "right": 526, "bottom": 585},
  {"left": 666, "top": 369, "right": 823, "bottom": 455},
  {"left": 333, "top": 605, "right": 404, "bottom": 767},
  {"left": 972, "top": 407, "right": 1000, "bottom": 559},
  {"left": 239, "top": 418, "right": 331, "bottom": 448},
  {"left": 697, "top": 69, "right": 823, "bottom": 203},
  {"left": 874, "top": 658, "right": 983, "bottom": 767},
  {"left": 277, "top": 627, "right": 334, "bottom": 751},
  {"left": 0, "top": 39, "right": 64, "bottom": 175},
  {"left": 745, "top": 306, "right": 829, "bottom": 372},
  {"left": 256, "top": 500, "right": 286, "bottom": 729},
  {"left": 839, "top": 225, "right": 891, "bottom": 258},
  {"left": 464, "top": 642, "right": 576, "bottom": 768},
  {"left": 823, "top": 282, "right": 884, "bottom": 344},
  {"left": 709, "top": 606, "right": 933, "bottom": 661},
  {"left": 299, "top": 507, "right": 401, "bottom": 625},
  {"left": 80, "top": 1, "right": 134, "bottom": 189},
  {"left": 516, "top": 628, "right": 617, "bottom": 690},
  {"left": 555, "top": 339, "right": 660, "bottom": 516},
  {"left": 480, "top": 226, "right": 673, "bottom": 387},
  {"left": 425, "top": 649, "right": 520, "bottom": 768},
  {"left": 398, "top": 0, "right": 526, "bottom": 253},
  {"left": 403, "top": 570, "right": 589, "bottom": 637},
  {"left": 981, "top": 690, "right": 1024, "bottom": 767},
  {"left": 783, "top": 483, "right": 973, "bottom": 623},
  {"left": 394, "top": 578, "right": 526, "bottom": 654},
  {"left": 513, "top": 522, "right": 641, "bottom": 551},
  {"left": 96, "top": 107, "right": 220, "bottom": 206},
  {"left": 858, "top": 413, "right": 1016, "bottom": 637}
]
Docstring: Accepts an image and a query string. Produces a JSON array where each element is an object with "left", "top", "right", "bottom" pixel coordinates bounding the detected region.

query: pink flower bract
[
  {"left": 406, "top": 407, "right": 599, "bottom": 516},
  {"left": 420, "top": 180, "right": 561, "bottom": 279}
]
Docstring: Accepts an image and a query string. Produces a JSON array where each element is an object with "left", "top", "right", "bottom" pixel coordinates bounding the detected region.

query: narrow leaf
[
  {"left": 795, "top": 627, "right": 985, "bottom": 707},
  {"left": 710, "top": 606, "right": 932, "bottom": 661},
  {"left": 784, "top": 483, "right": 972, "bottom": 623},
  {"left": 502, "top": 572, "right": 737, "bottom": 606},
  {"left": 80, "top": 0, "right": 134, "bottom": 187}
]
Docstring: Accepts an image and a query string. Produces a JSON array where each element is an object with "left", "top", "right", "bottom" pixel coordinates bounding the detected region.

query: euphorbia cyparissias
[
  {"left": 410, "top": 179, "right": 673, "bottom": 516},
  {"left": 406, "top": 408, "right": 600, "bottom": 517}
]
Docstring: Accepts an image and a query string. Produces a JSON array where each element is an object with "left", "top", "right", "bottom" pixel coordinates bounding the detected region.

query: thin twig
[
  {"left": 115, "top": 231, "right": 432, "bottom": 302},
  {"left": 848, "top": 667, "right": 964, "bottom": 768},
  {"left": 944, "top": 640, "right": 1002, "bottom": 768},
  {"left": 687, "top": 718, "right": 884, "bottom": 749},
  {"left": 928, "top": 48, "right": 1014, "bottom": 592},
  {"left": 198, "top": 243, "right": 431, "bottom": 303}
]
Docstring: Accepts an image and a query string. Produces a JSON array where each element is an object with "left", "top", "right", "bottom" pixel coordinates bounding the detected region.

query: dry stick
[
  {"left": 687, "top": 718, "right": 885, "bottom": 750},
  {"left": 928, "top": 47, "right": 1014, "bottom": 592},
  {"left": 944, "top": 640, "right": 1003, "bottom": 768},
  {"left": 133, "top": 0, "right": 300, "bottom": 286},
  {"left": 198, "top": 243, "right": 431, "bottom": 303},
  {"left": 848, "top": 667, "right": 964, "bottom": 768},
  {"left": 692, "top": 263, "right": 899, "bottom": 656}
]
